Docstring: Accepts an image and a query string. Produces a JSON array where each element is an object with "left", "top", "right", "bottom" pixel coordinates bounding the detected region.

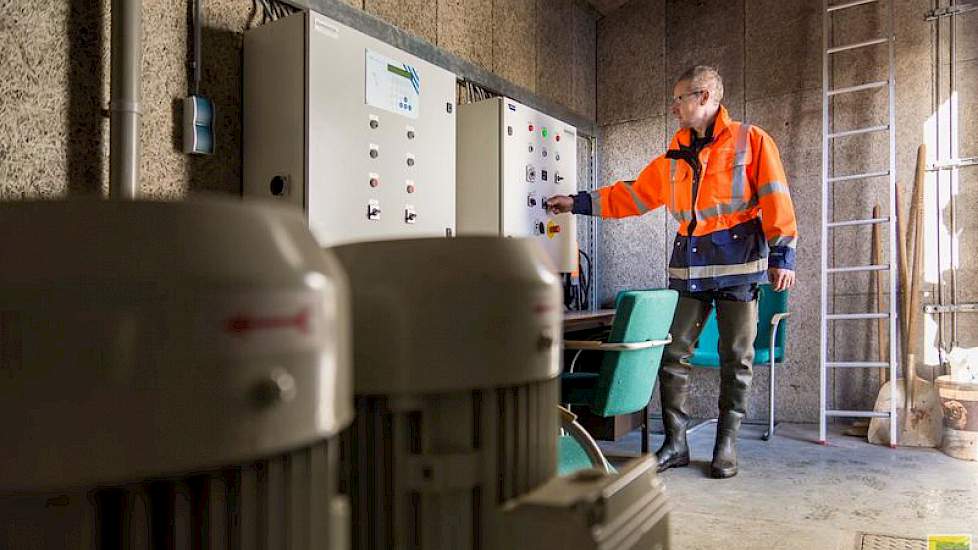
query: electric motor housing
[{"left": 0, "top": 199, "right": 353, "bottom": 549}]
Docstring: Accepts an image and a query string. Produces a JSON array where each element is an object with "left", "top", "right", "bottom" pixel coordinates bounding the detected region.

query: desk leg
[{"left": 641, "top": 403, "right": 649, "bottom": 454}]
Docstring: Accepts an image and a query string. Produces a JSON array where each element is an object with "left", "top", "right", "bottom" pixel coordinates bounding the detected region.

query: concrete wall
[
  {"left": 0, "top": 0, "right": 597, "bottom": 200},
  {"left": 595, "top": 0, "right": 975, "bottom": 424}
]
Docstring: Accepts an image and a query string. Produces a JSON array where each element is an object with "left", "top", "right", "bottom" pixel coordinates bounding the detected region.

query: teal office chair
[
  {"left": 557, "top": 406, "right": 614, "bottom": 475},
  {"left": 690, "top": 284, "right": 790, "bottom": 440},
  {"left": 559, "top": 290, "right": 679, "bottom": 465}
]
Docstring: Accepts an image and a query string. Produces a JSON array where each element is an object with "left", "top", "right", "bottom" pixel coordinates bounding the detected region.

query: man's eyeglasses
[{"left": 670, "top": 89, "right": 706, "bottom": 105}]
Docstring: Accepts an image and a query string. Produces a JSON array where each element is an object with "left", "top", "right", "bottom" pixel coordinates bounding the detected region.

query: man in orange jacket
[{"left": 547, "top": 65, "right": 797, "bottom": 478}]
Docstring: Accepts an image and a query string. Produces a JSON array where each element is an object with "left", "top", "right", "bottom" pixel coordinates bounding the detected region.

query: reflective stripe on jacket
[{"left": 590, "top": 106, "right": 797, "bottom": 292}]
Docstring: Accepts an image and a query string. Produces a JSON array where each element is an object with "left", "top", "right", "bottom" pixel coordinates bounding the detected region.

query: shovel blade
[{"left": 868, "top": 378, "right": 944, "bottom": 447}]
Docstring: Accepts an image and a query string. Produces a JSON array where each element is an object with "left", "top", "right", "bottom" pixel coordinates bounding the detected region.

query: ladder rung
[
  {"left": 826, "top": 361, "right": 890, "bottom": 368},
  {"left": 827, "top": 264, "right": 889, "bottom": 273},
  {"left": 827, "top": 37, "right": 889, "bottom": 54},
  {"left": 826, "top": 313, "right": 890, "bottom": 320},
  {"left": 828, "top": 125, "right": 889, "bottom": 139},
  {"left": 828, "top": 80, "right": 888, "bottom": 96},
  {"left": 826, "top": 0, "right": 879, "bottom": 12},
  {"left": 827, "top": 170, "right": 890, "bottom": 183},
  {"left": 826, "top": 410, "right": 891, "bottom": 418},
  {"left": 827, "top": 217, "right": 889, "bottom": 228}
]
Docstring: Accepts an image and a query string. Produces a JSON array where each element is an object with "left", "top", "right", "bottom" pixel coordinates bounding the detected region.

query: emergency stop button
[{"left": 546, "top": 221, "right": 561, "bottom": 238}]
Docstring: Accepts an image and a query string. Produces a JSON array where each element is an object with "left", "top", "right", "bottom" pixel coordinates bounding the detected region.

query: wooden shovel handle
[
  {"left": 895, "top": 187, "right": 910, "bottom": 377},
  {"left": 906, "top": 144, "right": 927, "bottom": 418}
]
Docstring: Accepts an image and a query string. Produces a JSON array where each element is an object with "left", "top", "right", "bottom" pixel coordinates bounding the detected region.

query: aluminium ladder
[{"left": 819, "top": 0, "right": 899, "bottom": 445}]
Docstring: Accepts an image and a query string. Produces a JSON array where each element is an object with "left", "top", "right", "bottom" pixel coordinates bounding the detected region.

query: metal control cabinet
[
  {"left": 456, "top": 97, "right": 578, "bottom": 272},
  {"left": 244, "top": 11, "right": 457, "bottom": 247}
]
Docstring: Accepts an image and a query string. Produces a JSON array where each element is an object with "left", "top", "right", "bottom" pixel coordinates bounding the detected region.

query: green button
[{"left": 542, "top": 128, "right": 549, "bottom": 138}]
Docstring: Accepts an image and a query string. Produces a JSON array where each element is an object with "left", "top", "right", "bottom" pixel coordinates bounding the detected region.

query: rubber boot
[
  {"left": 710, "top": 298, "right": 758, "bottom": 479},
  {"left": 656, "top": 297, "right": 711, "bottom": 473},
  {"left": 711, "top": 410, "right": 744, "bottom": 479}
]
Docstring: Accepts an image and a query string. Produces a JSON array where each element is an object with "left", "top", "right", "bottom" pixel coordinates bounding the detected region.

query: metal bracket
[
  {"left": 924, "top": 3, "right": 978, "bottom": 20},
  {"left": 924, "top": 303, "right": 978, "bottom": 314},
  {"left": 926, "top": 157, "right": 978, "bottom": 171}
]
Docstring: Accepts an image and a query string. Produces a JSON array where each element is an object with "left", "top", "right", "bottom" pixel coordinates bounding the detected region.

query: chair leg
[
  {"left": 763, "top": 356, "right": 776, "bottom": 441},
  {"left": 641, "top": 403, "right": 650, "bottom": 454}
]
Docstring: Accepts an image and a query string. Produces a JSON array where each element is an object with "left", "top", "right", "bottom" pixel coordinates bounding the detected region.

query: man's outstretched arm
[{"left": 546, "top": 157, "right": 667, "bottom": 218}]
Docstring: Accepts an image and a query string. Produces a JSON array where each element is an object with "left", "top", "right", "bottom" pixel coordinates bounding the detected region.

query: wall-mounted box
[{"left": 244, "top": 11, "right": 457, "bottom": 247}]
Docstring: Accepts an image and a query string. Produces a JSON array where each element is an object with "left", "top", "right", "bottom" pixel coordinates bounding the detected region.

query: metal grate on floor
[{"left": 860, "top": 534, "right": 927, "bottom": 550}]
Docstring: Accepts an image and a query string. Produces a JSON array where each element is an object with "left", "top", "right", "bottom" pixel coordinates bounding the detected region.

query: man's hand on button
[
  {"left": 545, "top": 195, "right": 573, "bottom": 215},
  {"left": 768, "top": 268, "right": 796, "bottom": 292}
]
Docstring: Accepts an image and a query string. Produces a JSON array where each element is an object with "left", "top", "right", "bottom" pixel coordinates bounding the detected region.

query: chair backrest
[
  {"left": 755, "top": 284, "right": 789, "bottom": 350},
  {"left": 592, "top": 289, "right": 679, "bottom": 416},
  {"left": 694, "top": 284, "right": 789, "bottom": 363}
]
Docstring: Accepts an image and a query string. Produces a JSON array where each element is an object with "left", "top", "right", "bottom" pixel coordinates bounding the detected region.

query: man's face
[{"left": 670, "top": 80, "right": 710, "bottom": 129}]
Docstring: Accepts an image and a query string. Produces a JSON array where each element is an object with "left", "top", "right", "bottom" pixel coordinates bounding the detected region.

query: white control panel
[
  {"left": 244, "top": 11, "right": 456, "bottom": 247},
  {"left": 456, "top": 97, "right": 579, "bottom": 272}
]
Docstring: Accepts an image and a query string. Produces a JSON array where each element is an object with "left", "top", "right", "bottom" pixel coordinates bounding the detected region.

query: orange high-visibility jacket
[{"left": 587, "top": 106, "right": 797, "bottom": 292}]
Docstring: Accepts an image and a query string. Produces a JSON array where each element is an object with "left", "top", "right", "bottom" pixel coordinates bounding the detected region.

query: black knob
[
  {"left": 270, "top": 175, "right": 287, "bottom": 196},
  {"left": 407, "top": 130, "right": 416, "bottom": 139},
  {"left": 407, "top": 157, "right": 415, "bottom": 167},
  {"left": 251, "top": 369, "right": 296, "bottom": 408},
  {"left": 369, "top": 149, "right": 378, "bottom": 159},
  {"left": 369, "top": 119, "right": 379, "bottom": 129},
  {"left": 537, "top": 333, "right": 554, "bottom": 351}
]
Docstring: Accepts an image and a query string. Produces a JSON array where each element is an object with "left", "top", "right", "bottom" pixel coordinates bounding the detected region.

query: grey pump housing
[{"left": 0, "top": 199, "right": 353, "bottom": 549}]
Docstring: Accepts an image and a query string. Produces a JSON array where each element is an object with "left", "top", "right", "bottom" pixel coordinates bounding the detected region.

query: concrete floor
[{"left": 602, "top": 422, "right": 978, "bottom": 550}]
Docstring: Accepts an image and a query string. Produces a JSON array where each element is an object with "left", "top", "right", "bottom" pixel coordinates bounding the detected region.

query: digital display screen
[{"left": 387, "top": 64, "right": 412, "bottom": 79}]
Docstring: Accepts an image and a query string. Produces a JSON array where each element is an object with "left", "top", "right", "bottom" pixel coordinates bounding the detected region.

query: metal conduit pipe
[
  {"left": 109, "top": 0, "right": 142, "bottom": 200},
  {"left": 949, "top": 0, "right": 959, "bottom": 348}
]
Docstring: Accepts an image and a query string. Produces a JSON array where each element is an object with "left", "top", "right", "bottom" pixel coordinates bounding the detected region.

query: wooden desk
[
  {"left": 562, "top": 308, "right": 646, "bottom": 442},
  {"left": 562, "top": 309, "right": 615, "bottom": 333}
]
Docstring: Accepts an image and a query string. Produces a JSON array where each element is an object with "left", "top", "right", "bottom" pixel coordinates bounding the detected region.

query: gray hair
[{"left": 678, "top": 65, "right": 724, "bottom": 106}]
